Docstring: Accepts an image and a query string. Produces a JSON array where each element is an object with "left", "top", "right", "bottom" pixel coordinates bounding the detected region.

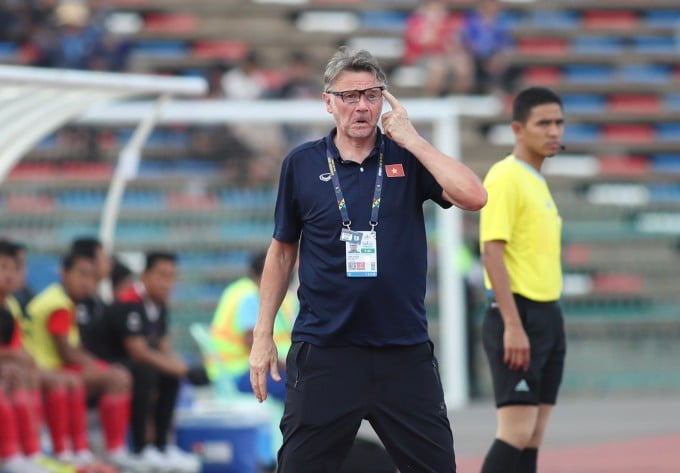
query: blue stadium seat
[
  {"left": 664, "top": 94, "right": 680, "bottom": 111},
  {"left": 562, "top": 94, "right": 607, "bottom": 114},
  {"left": 632, "top": 36, "right": 677, "bottom": 54},
  {"left": 359, "top": 11, "right": 408, "bottom": 31},
  {"left": 26, "top": 253, "right": 61, "bottom": 293},
  {"left": 56, "top": 190, "right": 106, "bottom": 209},
  {"left": 642, "top": 10, "right": 680, "bottom": 28},
  {"left": 525, "top": 10, "right": 580, "bottom": 30},
  {"left": 571, "top": 36, "right": 623, "bottom": 55},
  {"left": 655, "top": 123, "right": 680, "bottom": 142},
  {"left": 0, "top": 42, "right": 18, "bottom": 61},
  {"left": 129, "top": 40, "right": 189, "bottom": 58},
  {"left": 650, "top": 154, "right": 680, "bottom": 174},
  {"left": 618, "top": 64, "right": 672, "bottom": 84},
  {"left": 563, "top": 65, "right": 614, "bottom": 84},
  {"left": 120, "top": 190, "right": 165, "bottom": 208},
  {"left": 562, "top": 123, "right": 601, "bottom": 144},
  {"left": 649, "top": 184, "right": 680, "bottom": 204}
]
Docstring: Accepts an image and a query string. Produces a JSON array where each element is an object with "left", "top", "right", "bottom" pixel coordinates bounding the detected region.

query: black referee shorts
[
  {"left": 482, "top": 293, "right": 566, "bottom": 408},
  {"left": 277, "top": 341, "right": 456, "bottom": 473}
]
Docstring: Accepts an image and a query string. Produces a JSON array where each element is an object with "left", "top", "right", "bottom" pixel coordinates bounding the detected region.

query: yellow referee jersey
[{"left": 480, "top": 155, "right": 562, "bottom": 301}]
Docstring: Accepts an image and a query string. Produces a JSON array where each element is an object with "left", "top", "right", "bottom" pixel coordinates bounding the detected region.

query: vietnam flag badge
[{"left": 385, "top": 163, "right": 405, "bottom": 177}]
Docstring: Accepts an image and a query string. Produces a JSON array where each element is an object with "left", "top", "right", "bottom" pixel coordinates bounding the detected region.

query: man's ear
[{"left": 323, "top": 93, "right": 333, "bottom": 113}]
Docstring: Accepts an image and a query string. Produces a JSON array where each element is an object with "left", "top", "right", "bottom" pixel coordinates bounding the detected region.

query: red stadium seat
[
  {"left": 598, "top": 155, "right": 650, "bottom": 176},
  {"left": 516, "top": 38, "right": 569, "bottom": 55},
  {"left": 608, "top": 95, "right": 662, "bottom": 114},
  {"left": 583, "top": 11, "right": 639, "bottom": 30},
  {"left": 592, "top": 273, "right": 643, "bottom": 294},
  {"left": 166, "top": 192, "right": 217, "bottom": 210},
  {"left": 7, "top": 163, "right": 57, "bottom": 181},
  {"left": 601, "top": 124, "right": 656, "bottom": 144},
  {"left": 522, "top": 67, "right": 563, "bottom": 86},
  {"left": 564, "top": 243, "right": 592, "bottom": 265},
  {"left": 60, "top": 162, "right": 113, "bottom": 181},
  {"left": 144, "top": 14, "right": 198, "bottom": 34},
  {"left": 5, "top": 194, "right": 55, "bottom": 212},
  {"left": 191, "top": 40, "right": 249, "bottom": 61}
]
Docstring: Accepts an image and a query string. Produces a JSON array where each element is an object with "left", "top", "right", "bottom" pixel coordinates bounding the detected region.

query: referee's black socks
[
  {"left": 517, "top": 447, "right": 538, "bottom": 473},
  {"left": 480, "top": 438, "right": 521, "bottom": 473}
]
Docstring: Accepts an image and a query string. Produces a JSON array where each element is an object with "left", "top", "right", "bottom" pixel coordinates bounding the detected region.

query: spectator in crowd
[
  {"left": 401, "top": 0, "right": 472, "bottom": 96},
  {"left": 221, "top": 51, "right": 271, "bottom": 100},
  {"left": 47, "top": 2, "right": 104, "bottom": 70},
  {"left": 102, "top": 251, "right": 200, "bottom": 473},
  {"left": 24, "top": 251, "right": 135, "bottom": 471},
  {"left": 273, "top": 51, "right": 324, "bottom": 149},
  {"left": 460, "top": 0, "right": 515, "bottom": 95}
]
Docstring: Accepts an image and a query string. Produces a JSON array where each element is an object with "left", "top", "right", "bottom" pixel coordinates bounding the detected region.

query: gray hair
[{"left": 323, "top": 46, "right": 388, "bottom": 92}]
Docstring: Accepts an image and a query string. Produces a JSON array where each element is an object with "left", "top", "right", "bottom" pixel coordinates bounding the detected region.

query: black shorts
[
  {"left": 482, "top": 294, "right": 566, "bottom": 408},
  {"left": 278, "top": 341, "right": 455, "bottom": 473}
]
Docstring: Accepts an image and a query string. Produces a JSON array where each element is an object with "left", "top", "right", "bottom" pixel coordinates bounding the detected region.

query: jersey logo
[
  {"left": 126, "top": 311, "right": 142, "bottom": 332},
  {"left": 514, "top": 379, "right": 530, "bottom": 392},
  {"left": 319, "top": 172, "right": 332, "bottom": 182},
  {"left": 76, "top": 304, "right": 89, "bottom": 324}
]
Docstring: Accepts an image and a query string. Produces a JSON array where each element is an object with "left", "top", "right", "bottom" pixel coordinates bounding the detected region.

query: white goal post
[{"left": 80, "top": 95, "right": 500, "bottom": 408}]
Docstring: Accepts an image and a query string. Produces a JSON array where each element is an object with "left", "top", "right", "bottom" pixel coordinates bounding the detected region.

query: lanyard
[{"left": 326, "top": 135, "right": 385, "bottom": 232}]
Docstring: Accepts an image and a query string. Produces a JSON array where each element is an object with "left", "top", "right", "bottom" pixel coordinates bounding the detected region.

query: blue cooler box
[{"left": 175, "top": 401, "right": 270, "bottom": 473}]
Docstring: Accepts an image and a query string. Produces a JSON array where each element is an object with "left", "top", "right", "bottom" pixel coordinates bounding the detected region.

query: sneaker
[
  {"left": 29, "top": 455, "right": 77, "bottom": 473},
  {"left": 161, "top": 446, "right": 200, "bottom": 473},
  {"left": 3, "top": 455, "right": 52, "bottom": 473},
  {"left": 137, "top": 447, "right": 171, "bottom": 473},
  {"left": 106, "top": 449, "right": 148, "bottom": 473}
]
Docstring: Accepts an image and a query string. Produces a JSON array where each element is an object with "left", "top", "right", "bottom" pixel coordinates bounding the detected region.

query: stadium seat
[
  {"left": 598, "top": 155, "right": 650, "bottom": 176},
  {"left": 650, "top": 154, "right": 680, "bottom": 174},
  {"left": 571, "top": 36, "right": 623, "bottom": 55},
  {"left": 656, "top": 123, "right": 680, "bottom": 142},
  {"left": 516, "top": 38, "right": 569, "bottom": 56},
  {"left": 618, "top": 64, "right": 672, "bottom": 84},
  {"left": 601, "top": 124, "right": 656, "bottom": 144},
  {"left": 129, "top": 40, "right": 190, "bottom": 59},
  {"left": 562, "top": 123, "right": 601, "bottom": 144},
  {"left": 562, "top": 94, "right": 607, "bottom": 114},
  {"left": 582, "top": 10, "right": 639, "bottom": 30},
  {"left": 359, "top": 11, "right": 409, "bottom": 31},
  {"left": 632, "top": 36, "right": 676, "bottom": 54},
  {"left": 5, "top": 194, "right": 55, "bottom": 212},
  {"left": 592, "top": 273, "right": 643, "bottom": 295},
  {"left": 525, "top": 10, "right": 580, "bottom": 30},
  {"left": 143, "top": 13, "right": 198, "bottom": 34},
  {"left": 608, "top": 95, "right": 662, "bottom": 114},
  {"left": 648, "top": 184, "right": 680, "bottom": 204},
  {"left": 642, "top": 9, "right": 680, "bottom": 27},
  {"left": 521, "top": 67, "right": 562, "bottom": 86},
  {"left": 563, "top": 65, "right": 614, "bottom": 84},
  {"left": 191, "top": 40, "right": 248, "bottom": 61}
]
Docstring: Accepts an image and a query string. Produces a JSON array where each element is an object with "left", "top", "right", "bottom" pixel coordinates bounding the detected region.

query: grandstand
[{"left": 0, "top": 0, "right": 679, "bottom": 397}]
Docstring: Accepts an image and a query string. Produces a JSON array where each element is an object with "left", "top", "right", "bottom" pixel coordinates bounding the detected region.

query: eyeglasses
[{"left": 327, "top": 86, "right": 385, "bottom": 104}]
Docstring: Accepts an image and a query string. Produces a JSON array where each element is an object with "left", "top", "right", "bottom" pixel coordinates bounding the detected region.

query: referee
[{"left": 478, "top": 86, "right": 567, "bottom": 473}]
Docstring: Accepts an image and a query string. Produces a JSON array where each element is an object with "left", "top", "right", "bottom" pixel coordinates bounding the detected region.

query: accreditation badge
[{"left": 345, "top": 231, "right": 377, "bottom": 277}]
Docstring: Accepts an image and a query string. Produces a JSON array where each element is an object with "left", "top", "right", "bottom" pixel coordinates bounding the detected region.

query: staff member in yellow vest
[
  {"left": 478, "top": 86, "right": 567, "bottom": 473},
  {"left": 210, "top": 251, "right": 297, "bottom": 401}
]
